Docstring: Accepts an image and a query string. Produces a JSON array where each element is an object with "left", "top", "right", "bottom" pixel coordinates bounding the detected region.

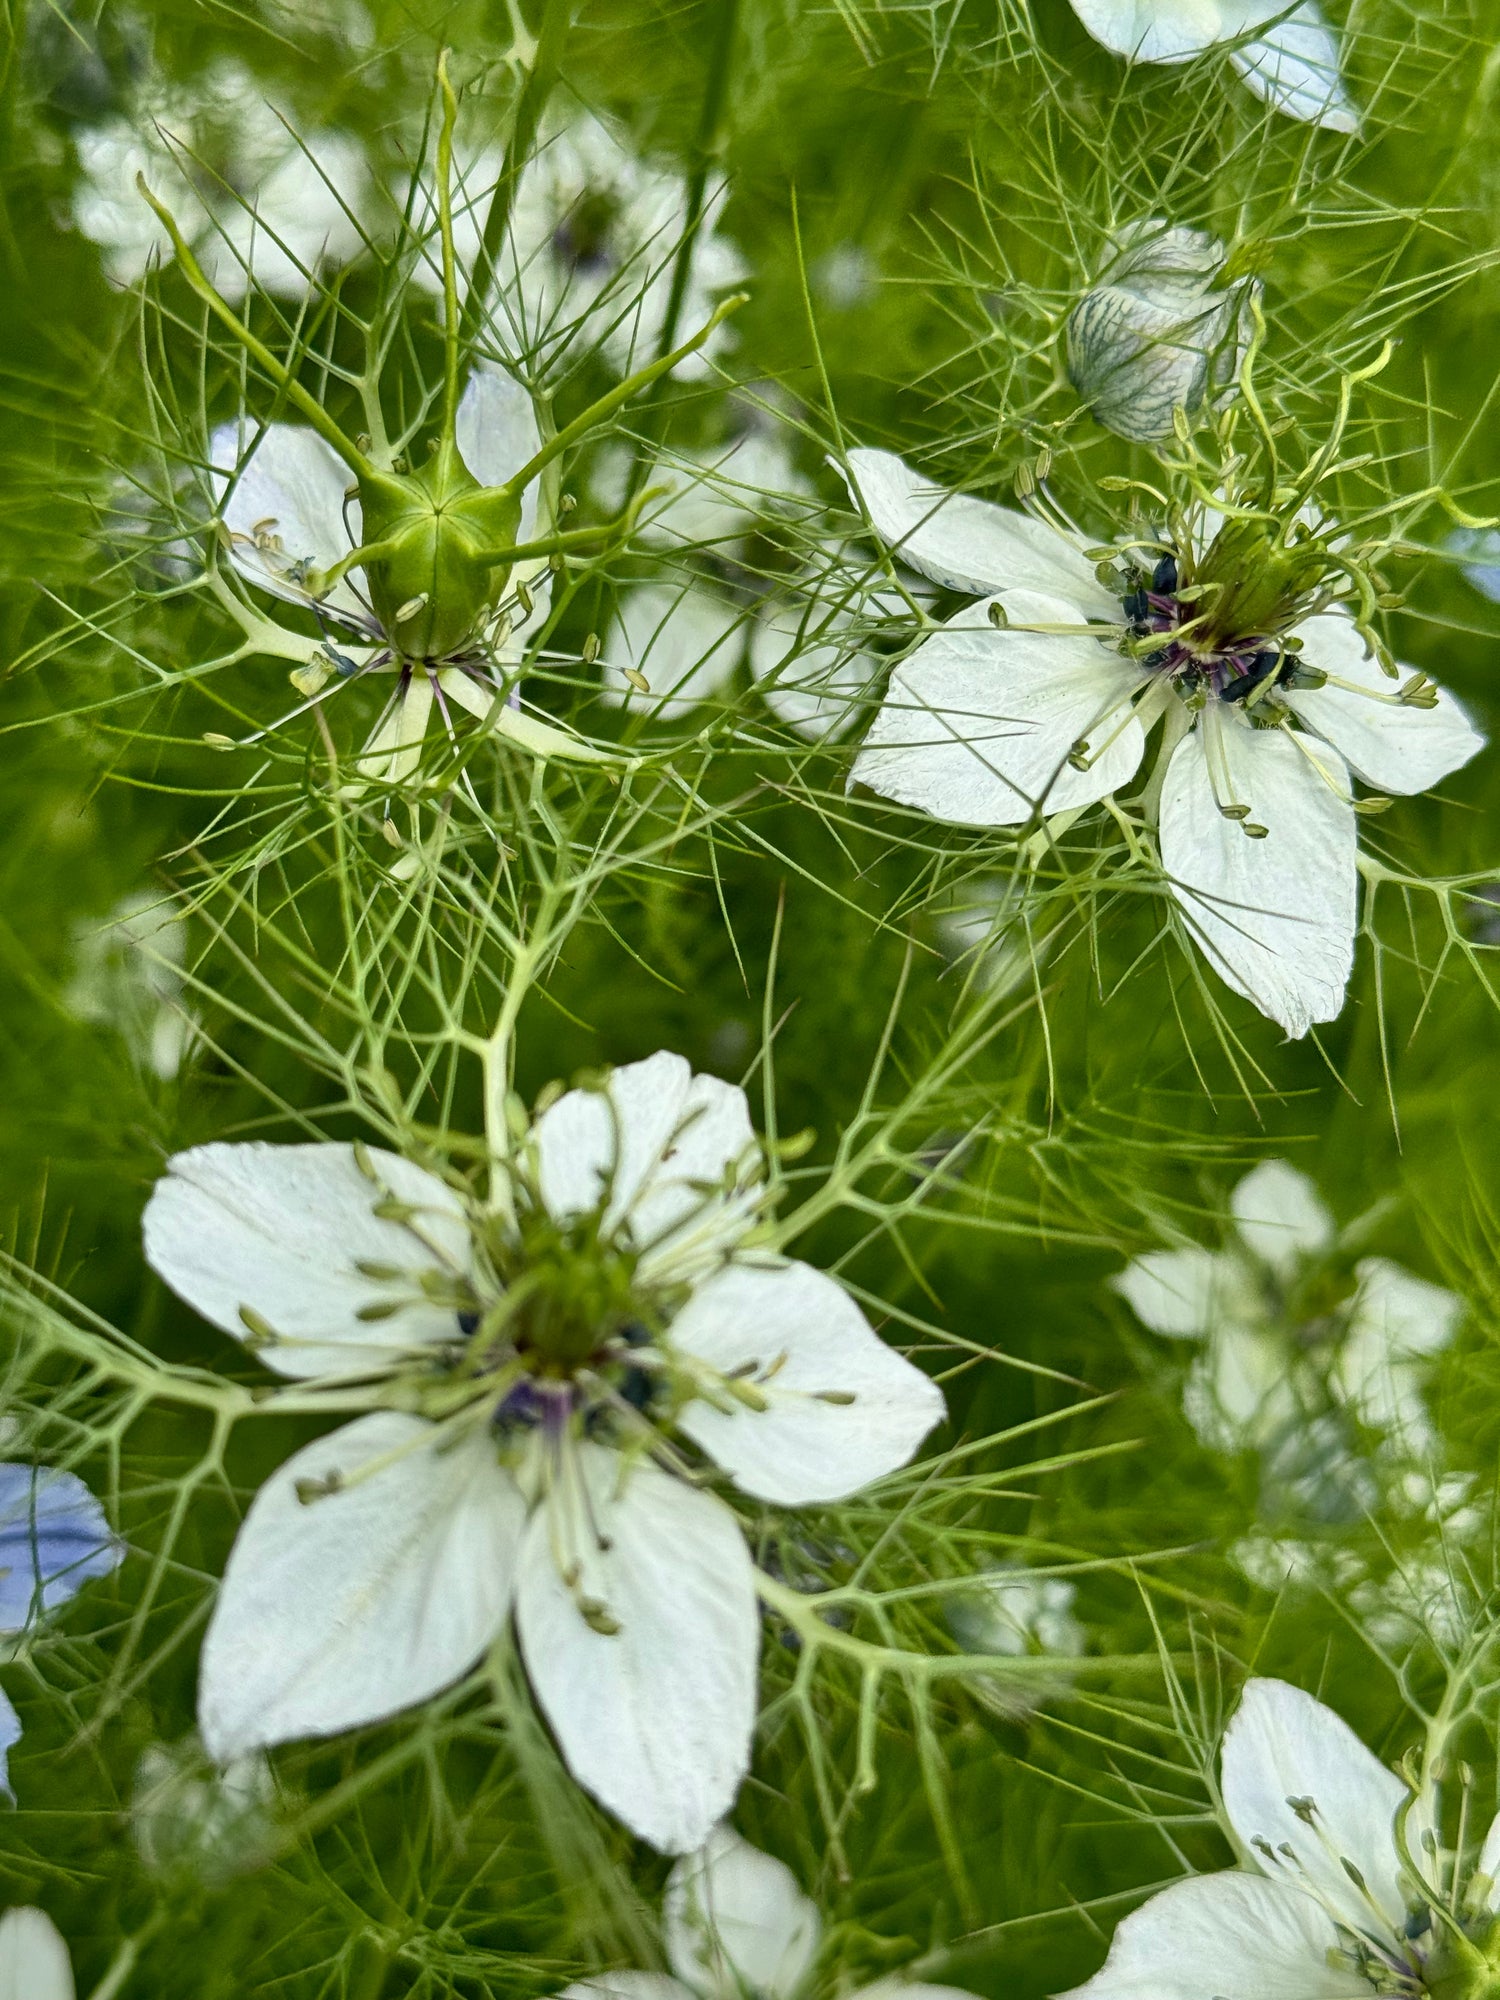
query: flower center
[
  {"left": 551, "top": 187, "right": 622, "bottom": 275},
  {"left": 1120, "top": 548, "right": 1326, "bottom": 712}
]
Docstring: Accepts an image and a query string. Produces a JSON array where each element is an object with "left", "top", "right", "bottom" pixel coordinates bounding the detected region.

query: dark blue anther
[
  {"left": 1122, "top": 586, "right": 1148, "bottom": 623},
  {"left": 456, "top": 1309, "right": 480, "bottom": 1337},
  {"left": 1152, "top": 553, "right": 1179, "bottom": 595},
  {"left": 1221, "top": 650, "right": 1281, "bottom": 704}
]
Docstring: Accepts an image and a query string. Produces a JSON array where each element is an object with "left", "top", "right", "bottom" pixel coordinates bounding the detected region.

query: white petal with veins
[
  {"left": 199, "top": 1414, "right": 525, "bottom": 1760},
  {"left": 1288, "top": 611, "right": 1484, "bottom": 794},
  {"left": 516, "top": 1445, "right": 758, "bottom": 1854},
  {"left": 144, "top": 1141, "right": 473, "bottom": 1380},
  {"left": 671, "top": 1261, "right": 946, "bottom": 1503},
  {"left": 1159, "top": 720, "right": 1356, "bottom": 1038}
]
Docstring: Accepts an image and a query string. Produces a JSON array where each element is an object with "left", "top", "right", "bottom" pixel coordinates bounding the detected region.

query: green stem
[
  {"left": 137, "top": 177, "right": 374, "bottom": 483},
  {"left": 652, "top": 0, "right": 740, "bottom": 367},
  {"left": 460, "top": 0, "right": 573, "bottom": 350},
  {"left": 477, "top": 487, "right": 654, "bottom": 567},
  {"left": 436, "top": 50, "right": 463, "bottom": 433},
  {"left": 500, "top": 292, "right": 747, "bottom": 497}
]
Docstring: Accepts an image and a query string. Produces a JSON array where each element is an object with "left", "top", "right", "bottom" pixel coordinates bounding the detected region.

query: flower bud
[{"left": 1066, "top": 222, "right": 1259, "bottom": 444}]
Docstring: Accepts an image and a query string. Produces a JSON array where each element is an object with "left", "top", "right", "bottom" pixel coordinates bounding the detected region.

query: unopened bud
[{"left": 1066, "top": 221, "right": 1260, "bottom": 444}]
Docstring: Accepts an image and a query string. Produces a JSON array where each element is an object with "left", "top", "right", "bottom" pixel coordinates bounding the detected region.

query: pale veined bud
[{"left": 1065, "top": 221, "right": 1260, "bottom": 445}]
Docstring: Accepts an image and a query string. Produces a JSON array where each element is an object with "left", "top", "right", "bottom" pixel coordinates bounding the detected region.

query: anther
[
  {"left": 623, "top": 667, "right": 650, "bottom": 694},
  {"left": 1287, "top": 1796, "right": 1318, "bottom": 1823},
  {"left": 394, "top": 595, "right": 430, "bottom": 624},
  {"left": 237, "top": 1304, "right": 280, "bottom": 1348},
  {"left": 988, "top": 601, "right": 1009, "bottom": 629},
  {"left": 582, "top": 632, "right": 600, "bottom": 665},
  {"left": 295, "top": 1472, "right": 344, "bottom": 1504},
  {"left": 1152, "top": 553, "right": 1179, "bottom": 595}
]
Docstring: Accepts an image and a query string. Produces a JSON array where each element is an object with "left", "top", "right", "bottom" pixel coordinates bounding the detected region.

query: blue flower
[
  {"left": 0, "top": 1460, "right": 122, "bottom": 1797},
  {"left": 0, "top": 1463, "right": 122, "bottom": 1632},
  {"left": 0, "top": 1688, "right": 19, "bottom": 1797}
]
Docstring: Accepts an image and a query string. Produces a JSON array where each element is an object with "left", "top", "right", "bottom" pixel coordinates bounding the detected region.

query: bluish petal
[
  {"left": 0, "top": 1465, "right": 123, "bottom": 1631},
  {"left": 0, "top": 1684, "right": 20, "bottom": 1797}
]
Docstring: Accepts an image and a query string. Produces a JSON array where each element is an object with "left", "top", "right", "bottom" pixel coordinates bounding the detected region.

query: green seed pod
[{"left": 356, "top": 440, "right": 525, "bottom": 663}]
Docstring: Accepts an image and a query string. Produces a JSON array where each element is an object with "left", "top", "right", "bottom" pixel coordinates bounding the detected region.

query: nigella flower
[
  {"left": 553, "top": 1820, "right": 981, "bottom": 1998},
  {"left": 843, "top": 451, "right": 1484, "bottom": 1036},
  {"left": 1066, "top": 222, "right": 1259, "bottom": 445},
  {"left": 0, "top": 1907, "right": 74, "bottom": 2000},
  {"left": 1060, "top": 1676, "right": 1500, "bottom": 2000},
  {"left": 498, "top": 109, "right": 747, "bottom": 380},
  {"left": 209, "top": 366, "right": 554, "bottom": 785},
  {"left": 1066, "top": 0, "right": 1359, "bottom": 133},
  {"left": 0, "top": 1461, "right": 124, "bottom": 1792},
  {"left": 65, "top": 890, "right": 195, "bottom": 1081},
  {"left": 142, "top": 1052, "right": 945, "bottom": 1852},
  {"left": 945, "top": 1562, "right": 1085, "bottom": 1718},
  {"left": 71, "top": 61, "right": 370, "bottom": 298},
  {"left": 1114, "top": 1157, "right": 1463, "bottom": 1504}
]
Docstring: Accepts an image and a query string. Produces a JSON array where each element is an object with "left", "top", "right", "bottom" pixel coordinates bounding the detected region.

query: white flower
[
  {"left": 1116, "top": 1158, "right": 1463, "bottom": 1497},
  {"left": 749, "top": 560, "right": 923, "bottom": 744},
  {"left": 932, "top": 877, "right": 1042, "bottom": 999},
  {"left": 555, "top": 1821, "right": 980, "bottom": 1999},
  {"left": 65, "top": 891, "right": 195, "bottom": 1080},
  {"left": 946, "top": 1564, "right": 1085, "bottom": 1661},
  {"left": 1067, "top": 0, "right": 1360, "bottom": 132},
  {"left": 602, "top": 580, "right": 747, "bottom": 718},
  {"left": 843, "top": 450, "right": 1484, "bottom": 1036},
  {"left": 209, "top": 366, "right": 551, "bottom": 781},
  {"left": 429, "top": 110, "right": 746, "bottom": 379},
  {"left": 132, "top": 1739, "right": 275, "bottom": 1880},
  {"left": 0, "top": 1908, "right": 73, "bottom": 2000},
  {"left": 1066, "top": 222, "right": 1259, "bottom": 444},
  {"left": 72, "top": 61, "right": 370, "bottom": 298},
  {"left": 1059, "top": 1676, "right": 1500, "bottom": 2000},
  {"left": 142, "top": 1051, "right": 946, "bottom": 1853}
]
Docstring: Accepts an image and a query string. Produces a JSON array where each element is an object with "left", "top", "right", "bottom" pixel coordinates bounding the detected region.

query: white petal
[
  {"left": 531, "top": 1052, "right": 759, "bottom": 1276},
  {"left": 1345, "top": 1258, "right": 1463, "bottom": 1361},
  {"left": 1232, "top": 5, "right": 1360, "bottom": 133},
  {"left": 749, "top": 598, "right": 877, "bottom": 743},
  {"left": 601, "top": 582, "right": 745, "bottom": 719},
  {"left": 1067, "top": 0, "right": 1253, "bottom": 63},
  {"left": 1220, "top": 1677, "right": 1409, "bottom": 1935},
  {"left": 208, "top": 422, "right": 369, "bottom": 626},
  {"left": 841, "top": 449, "right": 1115, "bottom": 613},
  {"left": 455, "top": 366, "right": 545, "bottom": 541},
  {"left": 854, "top": 1985, "right": 988, "bottom": 2000},
  {"left": 1159, "top": 719, "right": 1356, "bottom": 1038},
  {"left": 852, "top": 598, "right": 1144, "bottom": 828},
  {"left": 200, "top": 1414, "right": 523, "bottom": 1760},
  {"left": 516, "top": 1446, "right": 758, "bottom": 1854},
  {"left": 671, "top": 1263, "right": 946, "bottom": 1504},
  {"left": 1287, "top": 613, "right": 1484, "bottom": 794},
  {"left": 1229, "top": 1160, "right": 1334, "bottom": 1278},
  {"left": 1334, "top": 1258, "right": 1462, "bottom": 1445},
  {"left": 664, "top": 1825, "right": 822, "bottom": 2000},
  {"left": 555, "top": 1980, "right": 693, "bottom": 2000},
  {"left": 144, "top": 1141, "right": 473, "bottom": 1380},
  {"left": 1475, "top": 1809, "right": 1500, "bottom": 1910},
  {"left": 1111, "top": 1247, "right": 1238, "bottom": 1338},
  {"left": 203, "top": 130, "right": 370, "bottom": 301},
  {"left": 1055, "top": 1869, "right": 1367, "bottom": 2000},
  {"left": 0, "top": 1908, "right": 74, "bottom": 2000}
]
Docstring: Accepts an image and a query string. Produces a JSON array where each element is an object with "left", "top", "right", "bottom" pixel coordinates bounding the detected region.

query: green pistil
[{"left": 1187, "top": 515, "right": 1331, "bottom": 651}]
